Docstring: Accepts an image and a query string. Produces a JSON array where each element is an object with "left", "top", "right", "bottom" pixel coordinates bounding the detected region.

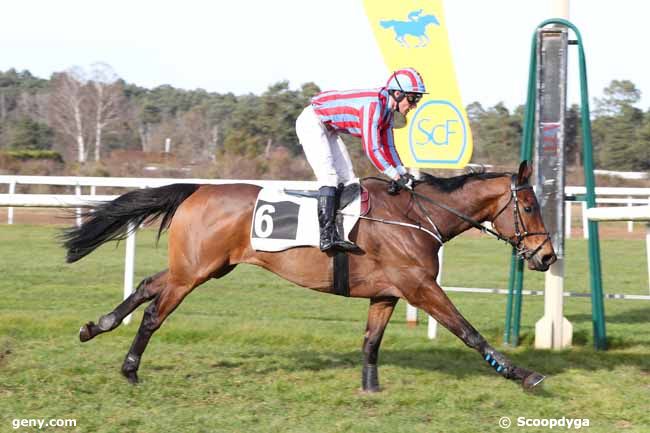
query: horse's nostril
[{"left": 541, "top": 253, "right": 556, "bottom": 266}]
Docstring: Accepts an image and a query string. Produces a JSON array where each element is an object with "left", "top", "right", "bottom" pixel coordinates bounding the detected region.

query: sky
[{"left": 1, "top": 0, "right": 648, "bottom": 110}]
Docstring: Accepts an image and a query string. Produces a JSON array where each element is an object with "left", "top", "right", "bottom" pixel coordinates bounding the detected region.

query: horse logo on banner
[
  {"left": 380, "top": 9, "right": 440, "bottom": 48},
  {"left": 365, "top": 0, "right": 473, "bottom": 168}
]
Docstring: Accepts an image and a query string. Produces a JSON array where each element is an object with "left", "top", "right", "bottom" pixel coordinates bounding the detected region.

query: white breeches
[{"left": 296, "top": 105, "right": 356, "bottom": 187}]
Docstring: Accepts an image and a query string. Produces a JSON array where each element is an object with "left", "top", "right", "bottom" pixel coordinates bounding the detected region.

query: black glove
[
  {"left": 387, "top": 180, "right": 400, "bottom": 195},
  {"left": 397, "top": 173, "right": 415, "bottom": 189},
  {"left": 387, "top": 174, "right": 414, "bottom": 195}
]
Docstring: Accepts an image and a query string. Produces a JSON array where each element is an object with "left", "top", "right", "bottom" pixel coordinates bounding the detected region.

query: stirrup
[
  {"left": 332, "top": 237, "right": 360, "bottom": 252},
  {"left": 319, "top": 223, "right": 335, "bottom": 252},
  {"left": 320, "top": 239, "right": 334, "bottom": 252}
]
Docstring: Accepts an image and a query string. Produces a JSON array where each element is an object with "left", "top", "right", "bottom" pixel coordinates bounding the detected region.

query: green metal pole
[
  {"left": 505, "top": 26, "right": 538, "bottom": 347},
  {"left": 574, "top": 32, "right": 607, "bottom": 351},
  {"left": 504, "top": 250, "right": 517, "bottom": 344},
  {"left": 508, "top": 18, "right": 606, "bottom": 349},
  {"left": 512, "top": 256, "right": 525, "bottom": 346}
]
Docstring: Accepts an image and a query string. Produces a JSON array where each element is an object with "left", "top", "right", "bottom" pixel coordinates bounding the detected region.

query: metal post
[
  {"left": 123, "top": 224, "right": 136, "bottom": 325},
  {"left": 582, "top": 201, "right": 589, "bottom": 239},
  {"left": 533, "top": 25, "right": 572, "bottom": 350},
  {"left": 627, "top": 197, "right": 634, "bottom": 232},
  {"left": 535, "top": 258, "right": 572, "bottom": 348},
  {"left": 570, "top": 18, "right": 607, "bottom": 349},
  {"left": 427, "top": 246, "right": 443, "bottom": 339},
  {"left": 565, "top": 201, "right": 572, "bottom": 239},
  {"left": 646, "top": 222, "right": 650, "bottom": 295},
  {"left": 75, "top": 184, "right": 82, "bottom": 227},
  {"left": 8, "top": 180, "right": 15, "bottom": 224},
  {"left": 407, "top": 167, "right": 422, "bottom": 328},
  {"left": 406, "top": 304, "right": 418, "bottom": 327},
  {"left": 552, "top": 0, "right": 569, "bottom": 18},
  {"left": 504, "top": 249, "right": 518, "bottom": 344},
  {"left": 512, "top": 256, "right": 525, "bottom": 346}
]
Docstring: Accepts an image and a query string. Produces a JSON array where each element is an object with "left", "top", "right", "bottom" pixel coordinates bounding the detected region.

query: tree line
[{"left": 0, "top": 66, "right": 648, "bottom": 178}]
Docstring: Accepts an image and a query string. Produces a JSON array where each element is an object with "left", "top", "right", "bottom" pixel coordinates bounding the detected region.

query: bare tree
[
  {"left": 179, "top": 107, "right": 212, "bottom": 161},
  {"left": 139, "top": 122, "right": 152, "bottom": 152},
  {"left": 49, "top": 67, "right": 89, "bottom": 163},
  {"left": 0, "top": 91, "right": 7, "bottom": 121},
  {"left": 88, "top": 62, "right": 124, "bottom": 162}
]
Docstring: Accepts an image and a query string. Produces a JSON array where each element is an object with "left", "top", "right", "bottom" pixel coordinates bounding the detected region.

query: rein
[{"left": 361, "top": 175, "right": 551, "bottom": 260}]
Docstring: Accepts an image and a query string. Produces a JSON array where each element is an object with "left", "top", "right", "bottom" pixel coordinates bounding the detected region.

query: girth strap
[{"left": 333, "top": 251, "right": 350, "bottom": 297}]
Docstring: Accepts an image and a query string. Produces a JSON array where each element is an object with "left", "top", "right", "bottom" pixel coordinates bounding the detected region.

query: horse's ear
[{"left": 517, "top": 160, "right": 532, "bottom": 184}]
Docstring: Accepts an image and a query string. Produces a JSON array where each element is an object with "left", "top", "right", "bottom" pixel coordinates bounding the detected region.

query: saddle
[
  {"left": 284, "top": 183, "right": 371, "bottom": 216},
  {"left": 249, "top": 181, "right": 371, "bottom": 298},
  {"left": 249, "top": 180, "right": 370, "bottom": 252}
]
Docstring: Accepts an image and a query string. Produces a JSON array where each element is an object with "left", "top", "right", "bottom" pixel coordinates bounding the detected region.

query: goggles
[{"left": 405, "top": 93, "right": 423, "bottom": 104}]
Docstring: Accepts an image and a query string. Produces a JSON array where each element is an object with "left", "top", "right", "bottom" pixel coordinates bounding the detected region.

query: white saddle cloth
[{"left": 250, "top": 180, "right": 361, "bottom": 252}]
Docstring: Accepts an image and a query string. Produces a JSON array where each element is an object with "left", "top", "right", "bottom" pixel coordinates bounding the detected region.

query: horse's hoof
[
  {"left": 122, "top": 369, "right": 139, "bottom": 385},
  {"left": 522, "top": 372, "right": 545, "bottom": 390},
  {"left": 361, "top": 364, "right": 380, "bottom": 393},
  {"left": 360, "top": 386, "right": 381, "bottom": 394},
  {"left": 79, "top": 322, "right": 95, "bottom": 342}
]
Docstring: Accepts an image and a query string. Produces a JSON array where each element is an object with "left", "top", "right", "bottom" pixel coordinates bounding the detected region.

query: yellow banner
[{"left": 363, "top": 0, "right": 473, "bottom": 168}]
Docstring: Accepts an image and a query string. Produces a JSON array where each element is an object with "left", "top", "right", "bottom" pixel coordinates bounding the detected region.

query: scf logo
[{"left": 408, "top": 100, "right": 468, "bottom": 165}]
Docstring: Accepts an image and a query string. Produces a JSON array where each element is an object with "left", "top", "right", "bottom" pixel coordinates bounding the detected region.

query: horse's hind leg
[
  {"left": 361, "top": 296, "right": 398, "bottom": 393},
  {"left": 79, "top": 270, "right": 168, "bottom": 342},
  {"left": 120, "top": 279, "right": 195, "bottom": 384},
  {"left": 121, "top": 265, "right": 236, "bottom": 384},
  {"left": 408, "top": 282, "right": 545, "bottom": 390}
]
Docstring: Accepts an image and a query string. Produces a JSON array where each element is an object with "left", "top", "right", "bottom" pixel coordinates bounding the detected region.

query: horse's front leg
[
  {"left": 405, "top": 281, "right": 545, "bottom": 390},
  {"left": 396, "top": 35, "right": 409, "bottom": 48},
  {"left": 361, "top": 296, "right": 399, "bottom": 392}
]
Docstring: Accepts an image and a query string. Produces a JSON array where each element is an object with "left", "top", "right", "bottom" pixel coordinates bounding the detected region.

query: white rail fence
[
  {"left": 0, "top": 176, "right": 320, "bottom": 325},
  {"left": 3, "top": 176, "right": 649, "bottom": 235},
  {"left": 585, "top": 205, "right": 650, "bottom": 294},
  {"left": 2, "top": 176, "right": 650, "bottom": 332},
  {"left": 564, "top": 186, "right": 650, "bottom": 238}
]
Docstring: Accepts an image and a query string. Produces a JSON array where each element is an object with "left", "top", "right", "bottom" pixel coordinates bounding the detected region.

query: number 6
[{"left": 254, "top": 204, "right": 275, "bottom": 238}]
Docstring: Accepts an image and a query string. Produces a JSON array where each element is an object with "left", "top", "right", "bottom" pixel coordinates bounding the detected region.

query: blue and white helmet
[{"left": 386, "top": 68, "right": 427, "bottom": 94}]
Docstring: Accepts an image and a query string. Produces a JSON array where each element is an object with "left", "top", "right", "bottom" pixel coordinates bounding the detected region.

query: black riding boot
[{"left": 318, "top": 186, "right": 359, "bottom": 252}]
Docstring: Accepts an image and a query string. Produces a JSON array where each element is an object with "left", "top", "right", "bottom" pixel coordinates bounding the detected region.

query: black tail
[{"left": 62, "top": 183, "right": 201, "bottom": 263}]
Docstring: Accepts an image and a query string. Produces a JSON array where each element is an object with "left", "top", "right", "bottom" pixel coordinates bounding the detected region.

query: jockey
[{"left": 296, "top": 67, "right": 426, "bottom": 252}]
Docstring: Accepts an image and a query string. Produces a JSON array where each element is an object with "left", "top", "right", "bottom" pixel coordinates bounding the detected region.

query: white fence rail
[
  {"left": 565, "top": 186, "right": 650, "bottom": 238},
  {"left": 2, "top": 176, "right": 650, "bottom": 331},
  {"left": 0, "top": 176, "right": 321, "bottom": 325},
  {"left": 4, "top": 176, "right": 649, "bottom": 235},
  {"left": 585, "top": 205, "right": 650, "bottom": 295}
]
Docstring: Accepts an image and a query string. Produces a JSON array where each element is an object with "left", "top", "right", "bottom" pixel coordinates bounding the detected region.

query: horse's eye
[{"left": 524, "top": 206, "right": 532, "bottom": 213}]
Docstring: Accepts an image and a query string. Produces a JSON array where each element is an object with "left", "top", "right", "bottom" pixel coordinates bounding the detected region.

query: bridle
[
  {"left": 486, "top": 175, "right": 552, "bottom": 260},
  {"left": 361, "top": 175, "right": 551, "bottom": 262}
]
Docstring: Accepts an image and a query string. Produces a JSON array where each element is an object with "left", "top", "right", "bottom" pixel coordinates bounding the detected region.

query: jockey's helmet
[{"left": 386, "top": 68, "right": 427, "bottom": 94}]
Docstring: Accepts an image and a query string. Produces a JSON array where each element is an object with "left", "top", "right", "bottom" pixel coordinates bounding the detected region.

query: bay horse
[{"left": 63, "top": 161, "right": 556, "bottom": 391}]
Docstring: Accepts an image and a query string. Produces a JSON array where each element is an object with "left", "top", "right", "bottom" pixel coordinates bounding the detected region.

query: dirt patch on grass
[{"left": 0, "top": 339, "right": 12, "bottom": 368}]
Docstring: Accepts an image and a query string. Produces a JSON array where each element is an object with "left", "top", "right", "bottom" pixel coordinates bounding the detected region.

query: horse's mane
[{"left": 416, "top": 167, "right": 510, "bottom": 193}]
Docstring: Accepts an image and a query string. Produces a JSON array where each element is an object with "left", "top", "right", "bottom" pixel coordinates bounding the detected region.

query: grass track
[{"left": 0, "top": 225, "right": 649, "bottom": 433}]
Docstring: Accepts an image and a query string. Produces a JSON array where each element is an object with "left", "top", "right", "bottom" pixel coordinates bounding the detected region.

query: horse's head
[
  {"left": 491, "top": 161, "right": 557, "bottom": 271},
  {"left": 420, "top": 15, "right": 440, "bottom": 26}
]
